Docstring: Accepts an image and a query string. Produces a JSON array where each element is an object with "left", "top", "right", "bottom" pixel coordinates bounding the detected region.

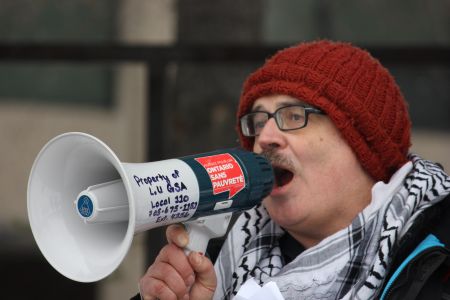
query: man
[{"left": 137, "top": 40, "right": 450, "bottom": 299}]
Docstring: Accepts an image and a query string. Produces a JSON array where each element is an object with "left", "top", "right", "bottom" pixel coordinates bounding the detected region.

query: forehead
[{"left": 251, "top": 95, "right": 309, "bottom": 111}]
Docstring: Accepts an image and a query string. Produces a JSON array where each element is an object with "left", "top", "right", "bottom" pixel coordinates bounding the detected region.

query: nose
[{"left": 253, "top": 118, "right": 287, "bottom": 152}]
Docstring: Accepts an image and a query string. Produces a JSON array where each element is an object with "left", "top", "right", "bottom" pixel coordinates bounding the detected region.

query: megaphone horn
[{"left": 27, "top": 132, "right": 273, "bottom": 282}]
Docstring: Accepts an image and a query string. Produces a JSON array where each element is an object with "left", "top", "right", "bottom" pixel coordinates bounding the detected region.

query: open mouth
[{"left": 273, "top": 166, "right": 294, "bottom": 188}]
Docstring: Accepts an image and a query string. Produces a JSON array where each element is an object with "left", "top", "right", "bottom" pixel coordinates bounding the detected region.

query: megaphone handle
[{"left": 183, "top": 212, "right": 232, "bottom": 255}]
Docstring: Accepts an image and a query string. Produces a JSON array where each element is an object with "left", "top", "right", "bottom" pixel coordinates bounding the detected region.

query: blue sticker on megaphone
[{"left": 77, "top": 195, "right": 94, "bottom": 218}]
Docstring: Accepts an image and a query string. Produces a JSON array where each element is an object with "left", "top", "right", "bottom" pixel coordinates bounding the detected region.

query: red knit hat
[{"left": 237, "top": 40, "right": 411, "bottom": 182}]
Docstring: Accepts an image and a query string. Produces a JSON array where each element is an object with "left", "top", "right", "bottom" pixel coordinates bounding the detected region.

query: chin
[
  {"left": 264, "top": 199, "right": 295, "bottom": 222},
  {"left": 264, "top": 194, "right": 307, "bottom": 226}
]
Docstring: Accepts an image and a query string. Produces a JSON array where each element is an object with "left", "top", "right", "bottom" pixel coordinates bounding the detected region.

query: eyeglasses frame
[{"left": 240, "top": 104, "right": 325, "bottom": 137}]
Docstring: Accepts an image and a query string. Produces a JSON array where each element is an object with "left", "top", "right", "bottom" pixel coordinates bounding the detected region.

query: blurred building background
[{"left": 0, "top": 0, "right": 449, "bottom": 299}]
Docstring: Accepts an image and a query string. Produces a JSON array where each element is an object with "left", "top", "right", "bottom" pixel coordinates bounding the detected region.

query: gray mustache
[{"left": 260, "top": 149, "right": 295, "bottom": 171}]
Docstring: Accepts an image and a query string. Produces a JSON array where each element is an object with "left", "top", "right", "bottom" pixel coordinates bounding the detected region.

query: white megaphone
[{"left": 27, "top": 132, "right": 273, "bottom": 283}]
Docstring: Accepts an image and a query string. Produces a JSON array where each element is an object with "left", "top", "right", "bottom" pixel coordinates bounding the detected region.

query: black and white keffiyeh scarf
[{"left": 213, "top": 155, "right": 450, "bottom": 299}]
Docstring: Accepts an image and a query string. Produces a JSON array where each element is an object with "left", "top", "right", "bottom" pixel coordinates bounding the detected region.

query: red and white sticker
[{"left": 195, "top": 153, "right": 246, "bottom": 199}]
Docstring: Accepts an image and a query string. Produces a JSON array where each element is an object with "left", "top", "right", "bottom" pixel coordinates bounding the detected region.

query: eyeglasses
[{"left": 240, "top": 105, "right": 325, "bottom": 137}]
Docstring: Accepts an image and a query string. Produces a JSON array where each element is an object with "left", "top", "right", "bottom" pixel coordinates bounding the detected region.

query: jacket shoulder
[{"left": 381, "top": 194, "right": 450, "bottom": 299}]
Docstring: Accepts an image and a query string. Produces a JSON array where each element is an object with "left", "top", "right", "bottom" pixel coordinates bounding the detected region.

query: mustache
[{"left": 260, "top": 149, "right": 295, "bottom": 171}]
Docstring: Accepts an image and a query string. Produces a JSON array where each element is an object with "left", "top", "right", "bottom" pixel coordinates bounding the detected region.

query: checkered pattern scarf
[{"left": 213, "top": 155, "right": 450, "bottom": 300}]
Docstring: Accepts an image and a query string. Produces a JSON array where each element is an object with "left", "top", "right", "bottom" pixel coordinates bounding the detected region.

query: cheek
[
  {"left": 292, "top": 134, "right": 348, "bottom": 180},
  {"left": 314, "top": 135, "right": 360, "bottom": 177},
  {"left": 291, "top": 135, "right": 326, "bottom": 164}
]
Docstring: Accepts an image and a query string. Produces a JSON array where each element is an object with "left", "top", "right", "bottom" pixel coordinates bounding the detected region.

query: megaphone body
[{"left": 28, "top": 132, "right": 273, "bottom": 283}]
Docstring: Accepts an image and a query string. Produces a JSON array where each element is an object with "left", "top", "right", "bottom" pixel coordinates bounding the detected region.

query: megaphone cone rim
[{"left": 27, "top": 132, "right": 136, "bottom": 282}]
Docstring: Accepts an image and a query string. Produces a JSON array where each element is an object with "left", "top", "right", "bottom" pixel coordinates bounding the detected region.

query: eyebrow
[{"left": 251, "top": 99, "right": 309, "bottom": 112}]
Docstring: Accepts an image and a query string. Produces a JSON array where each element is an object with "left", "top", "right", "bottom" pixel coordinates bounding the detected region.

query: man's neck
[{"left": 289, "top": 178, "right": 375, "bottom": 249}]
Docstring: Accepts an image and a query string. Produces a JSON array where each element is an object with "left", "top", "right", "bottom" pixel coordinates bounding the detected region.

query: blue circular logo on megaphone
[{"left": 77, "top": 195, "right": 94, "bottom": 218}]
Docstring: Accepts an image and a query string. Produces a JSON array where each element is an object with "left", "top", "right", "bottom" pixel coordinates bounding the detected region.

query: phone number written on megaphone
[{"left": 148, "top": 194, "right": 198, "bottom": 223}]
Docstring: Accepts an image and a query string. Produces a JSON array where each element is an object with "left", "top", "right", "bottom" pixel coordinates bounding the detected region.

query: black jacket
[{"left": 381, "top": 194, "right": 450, "bottom": 299}]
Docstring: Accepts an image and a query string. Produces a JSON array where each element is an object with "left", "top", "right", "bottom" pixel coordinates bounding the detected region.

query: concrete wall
[{"left": 412, "top": 130, "right": 450, "bottom": 172}]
